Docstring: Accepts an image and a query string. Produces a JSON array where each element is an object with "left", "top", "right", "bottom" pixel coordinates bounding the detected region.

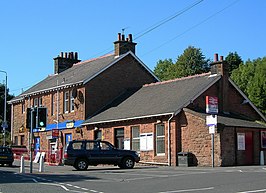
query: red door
[{"left": 245, "top": 132, "right": 253, "bottom": 165}]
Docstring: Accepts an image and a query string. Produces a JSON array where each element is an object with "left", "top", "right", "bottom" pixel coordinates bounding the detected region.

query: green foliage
[
  {"left": 0, "top": 83, "right": 14, "bottom": 132},
  {"left": 225, "top": 52, "right": 243, "bottom": 75},
  {"left": 0, "top": 130, "right": 11, "bottom": 146},
  {"left": 153, "top": 46, "right": 210, "bottom": 81},
  {"left": 231, "top": 57, "right": 266, "bottom": 116}
]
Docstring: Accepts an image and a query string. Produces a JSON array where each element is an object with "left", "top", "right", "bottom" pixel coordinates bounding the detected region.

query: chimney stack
[
  {"left": 210, "top": 53, "right": 229, "bottom": 114},
  {"left": 54, "top": 52, "right": 81, "bottom": 74},
  {"left": 114, "top": 33, "right": 137, "bottom": 56}
]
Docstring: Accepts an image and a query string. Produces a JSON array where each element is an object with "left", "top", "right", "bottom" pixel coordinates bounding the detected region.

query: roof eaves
[
  {"left": 82, "top": 112, "right": 174, "bottom": 126},
  {"left": 229, "top": 78, "right": 266, "bottom": 122}
]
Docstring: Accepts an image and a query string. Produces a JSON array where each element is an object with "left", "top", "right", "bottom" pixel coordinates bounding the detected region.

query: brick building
[
  {"left": 9, "top": 33, "right": 266, "bottom": 166},
  {"left": 9, "top": 33, "right": 158, "bottom": 162}
]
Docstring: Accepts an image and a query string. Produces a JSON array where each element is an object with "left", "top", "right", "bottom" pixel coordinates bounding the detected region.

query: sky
[{"left": 0, "top": 0, "right": 266, "bottom": 96}]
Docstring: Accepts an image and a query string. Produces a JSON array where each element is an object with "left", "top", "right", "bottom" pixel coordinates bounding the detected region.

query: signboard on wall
[
  {"left": 52, "top": 129, "right": 59, "bottom": 138},
  {"left": 124, "top": 138, "right": 130, "bottom": 150},
  {"left": 261, "top": 131, "right": 266, "bottom": 149},
  {"left": 140, "top": 133, "right": 153, "bottom": 151},
  {"left": 206, "top": 96, "right": 218, "bottom": 114},
  {"left": 237, "top": 133, "right": 245, "bottom": 150}
]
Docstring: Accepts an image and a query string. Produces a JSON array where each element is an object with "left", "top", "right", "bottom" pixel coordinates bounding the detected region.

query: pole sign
[{"left": 206, "top": 96, "right": 218, "bottom": 114}]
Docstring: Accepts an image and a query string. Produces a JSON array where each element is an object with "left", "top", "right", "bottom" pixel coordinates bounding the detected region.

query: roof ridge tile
[
  {"left": 144, "top": 72, "right": 212, "bottom": 87},
  {"left": 73, "top": 53, "right": 114, "bottom": 66}
]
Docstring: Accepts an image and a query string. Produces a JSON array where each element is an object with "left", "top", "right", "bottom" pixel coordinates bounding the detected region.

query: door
[
  {"left": 115, "top": 128, "right": 124, "bottom": 149},
  {"left": 245, "top": 132, "right": 253, "bottom": 165}
]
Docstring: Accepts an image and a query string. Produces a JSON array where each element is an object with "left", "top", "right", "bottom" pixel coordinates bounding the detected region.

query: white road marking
[
  {"left": 238, "top": 189, "right": 266, "bottom": 193},
  {"left": 159, "top": 187, "right": 214, "bottom": 193}
]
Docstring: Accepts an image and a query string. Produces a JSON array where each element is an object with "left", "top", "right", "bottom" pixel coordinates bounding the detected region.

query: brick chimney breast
[
  {"left": 114, "top": 33, "right": 137, "bottom": 57},
  {"left": 54, "top": 52, "right": 81, "bottom": 74}
]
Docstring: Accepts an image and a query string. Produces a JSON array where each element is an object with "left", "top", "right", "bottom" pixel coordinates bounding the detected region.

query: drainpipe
[{"left": 168, "top": 113, "right": 174, "bottom": 166}]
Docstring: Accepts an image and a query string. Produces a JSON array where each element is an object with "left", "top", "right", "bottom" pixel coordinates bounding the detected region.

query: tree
[
  {"left": 0, "top": 83, "right": 14, "bottom": 133},
  {"left": 225, "top": 52, "right": 243, "bottom": 75},
  {"left": 154, "top": 59, "right": 174, "bottom": 81},
  {"left": 153, "top": 46, "right": 210, "bottom": 81},
  {"left": 231, "top": 57, "right": 266, "bottom": 116},
  {"left": 246, "top": 58, "right": 266, "bottom": 115}
]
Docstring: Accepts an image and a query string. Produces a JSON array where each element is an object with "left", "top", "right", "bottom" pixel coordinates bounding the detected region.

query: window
[
  {"left": 20, "top": 135, "right": 25, "bottom": 145},
  {"left": 64, "top": 91, "right": 69, "bottom": 113},
  {"left": 156, "top": 124, "right": 165, "bottom": 155},
  {"left": 86, "top": 142, "right": 98, "bottom": 150},
  {"left": 94, "top": 130, "right": 102, "bottom": 140},
  {"left": 22, "top": 102, "right": 25, "bottom": 114},
  {"left": 72, "top": 142, "right": 83, "bottom": 150},
  {"left": 70, "top": 90, "right": 75, "bottom": 112},
  {"left": 34, "top": 98, "right": 38, "bottom": 107},
  {"left": 14, "top": 136, "right": 18, "bottom": 145},
  {"left": 131, "top": 126, "right": 140, "bottom": 151},
  {"left": 39, "top": 97, "right": 43, "bottom": 107}
]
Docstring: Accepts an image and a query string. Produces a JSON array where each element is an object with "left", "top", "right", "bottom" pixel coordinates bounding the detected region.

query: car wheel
[
  {"left": 122, "top": 157, "right": 135, "bottom": 169},
  {"left": 75, "top": 159, "right": 88, "bottom": 171}
]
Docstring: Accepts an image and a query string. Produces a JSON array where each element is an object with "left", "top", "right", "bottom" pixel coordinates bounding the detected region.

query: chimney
[
  {"left": 210, "top": 53, "right": 229, "bottom": 114},
  {"left": 54, "top": 52, "right": 81, "bottom": 74},
  {"left": 114, "top": 33, "right": 137, "bottom": 56}
]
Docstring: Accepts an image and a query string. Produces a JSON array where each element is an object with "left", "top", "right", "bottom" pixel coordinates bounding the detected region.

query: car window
[
  {"left": 86, "top": 142, "right": 99, "bottom": 150},
  {"left": 0, "top": 148, "right": 11, "bottom": 153},
  {"left": 72, "top": 142, "right": 83, "bottom": 150},
  {"left": 100, "top": 142, "right": 111, "bottom": 150}
]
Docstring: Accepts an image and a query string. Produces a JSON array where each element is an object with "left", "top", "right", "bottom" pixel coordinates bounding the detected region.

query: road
[{"left": 0, "top": 160, "right": 266, "bottom": 193}]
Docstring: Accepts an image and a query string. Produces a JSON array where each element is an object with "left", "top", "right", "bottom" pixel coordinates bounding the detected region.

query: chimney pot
[
  {"left": 64, "top": 52, "right": 68, "bottom": 58},
  {"left": 118, "top": 33, "right": 121, "bottom": 41},
  {"left": 122, "top": 34, "right": 125, "bottom": 41},
  {"left": 75, "top": 52, "right": 78, "bottom": 60},
  {"left": 60, "top": 52, "right": 64, "bottom": 57},
  {"left": 220, "top": 56, "right": 224, "bottom": 61},
  {"left": 214, "top": 53, "right": 218, "bottom": 62},
  {"left": 128, "top": 34, "right": 133, "bottom": 42}
]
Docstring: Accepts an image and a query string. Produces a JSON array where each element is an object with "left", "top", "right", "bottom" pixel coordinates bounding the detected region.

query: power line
[
  {"left": 141, "top": 0, "right": 240, "bottom": 58},
  {"left": 134, "top": 0, "right": 204, "bottom": 40}
]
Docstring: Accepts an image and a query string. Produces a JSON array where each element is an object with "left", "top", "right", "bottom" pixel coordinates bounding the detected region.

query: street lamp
[{"left": 0, "top": 70, "right": 7, "bottom": 146}]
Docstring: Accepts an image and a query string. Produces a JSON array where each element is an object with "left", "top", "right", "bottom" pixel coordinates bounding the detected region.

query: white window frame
[
  {"left": 70, "top": 90, "right": 75, "bottom": 112},
  {"left": 156, "top": 124, "right": 165, "bottom": 155},
  {"left": 64, "top": 91, "right": 69, "bottom": 113},
  {"left": 131, "top": 126, "right": 140, "bottom": 152}
]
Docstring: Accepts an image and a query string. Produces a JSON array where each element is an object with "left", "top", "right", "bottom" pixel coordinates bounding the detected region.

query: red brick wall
[
  {"left": 85, "top": 54, "right": 157, "bottom": 117},
  {"left": 180, "top": 111, "right": 222, "bottom": 166}
]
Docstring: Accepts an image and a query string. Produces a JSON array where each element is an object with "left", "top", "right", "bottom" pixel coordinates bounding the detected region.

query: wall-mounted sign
[
  {"left": 140, "top": 133, "right": 153, "bottom": 151},
  {"left": 66, "top": 121, "right": 75, "bottom": 128},
  {"left": 206, "top": 115, "right": 217, "bottom": 126},
  {"left": 206, "top": 96, "right": 218, "bottom": 114},
  {"left": 52, "top": 129, "right": 59, "bottom": 138},
  {"left": 261, "top": 131, "right": 266, "bottom": 149},
  {"left": 237, "top": 133, "right": 245, "bottom": 150}
]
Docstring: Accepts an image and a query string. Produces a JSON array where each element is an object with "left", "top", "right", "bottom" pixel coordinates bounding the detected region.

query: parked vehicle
[
  {"left": 63, "top": 140, "right": 140, "bottom": 170},
  {"left": 0, "top": 146, "right": 14, "bottom": 166},
  {"left": 10, "top": 145, "right": 28, "bottom": 156}
]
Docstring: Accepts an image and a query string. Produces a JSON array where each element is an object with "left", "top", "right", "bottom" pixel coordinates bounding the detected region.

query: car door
[
  {"left": 85, "top": 141, "right": 101, "bottom": 165},
  {"left": 99, "top": 141, "right": 120, "bottom": 164}
]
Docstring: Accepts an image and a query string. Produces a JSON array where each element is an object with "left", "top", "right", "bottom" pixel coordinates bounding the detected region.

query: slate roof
[
  {"left": 184, "top": 108, "right": 266, "bottom": 129},
  {"left": 83, "top": 73, "right": 221, "bottom": 125},
  {"left": 10, "top": 51, "right": 158, "bottom": 103}
]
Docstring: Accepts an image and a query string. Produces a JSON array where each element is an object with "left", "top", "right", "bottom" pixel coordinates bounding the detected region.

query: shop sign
[
  {"left": 52, "top": 129, "right": 59, "bottom": 138},
  {"left": 206, "top": 96, "right": 218, "bottom": 114},
  {"left": 66, "top": 121, "right": 75, "bottom": 128}
]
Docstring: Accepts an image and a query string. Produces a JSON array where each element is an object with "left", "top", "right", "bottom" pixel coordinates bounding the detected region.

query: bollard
[
  {"left": 260, "top": 151, "right": 265, "bottom": 166},
  {"left": 39, "top": 155, "right": 44, "bottom": 172},
  {"left": 20, "top": 156, "right": 25, "bottom": 173}
]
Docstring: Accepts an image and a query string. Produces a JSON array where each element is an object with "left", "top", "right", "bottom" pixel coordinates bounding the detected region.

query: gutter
[{"left": 167, "top": 113, "right": 174, "bottom": 166}]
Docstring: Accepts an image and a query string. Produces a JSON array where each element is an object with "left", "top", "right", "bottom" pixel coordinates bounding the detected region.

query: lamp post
[{"left": 0, "top": 70, "right": 7, "bottom": 146}]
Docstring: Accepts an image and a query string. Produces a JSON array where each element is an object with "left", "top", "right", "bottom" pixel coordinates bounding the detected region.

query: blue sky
[{"left": 0, "top": 0, "right": 265, "bottom": 96}]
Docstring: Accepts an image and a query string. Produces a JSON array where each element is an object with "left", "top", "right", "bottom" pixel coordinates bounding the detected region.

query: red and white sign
[
  {"left": 206, "top": 96, "right": 218, "bottom": 114},
  {"left": 52, "top": 129, "right": 59, "bottom": 138}
]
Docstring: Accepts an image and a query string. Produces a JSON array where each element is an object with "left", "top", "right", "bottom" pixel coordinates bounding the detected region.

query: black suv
[
  {"left": 63, "top": 140, "right": 140, "bottom": 170},
  {"left": 0, "top": 146, "right": 14, "bottom": 167}
]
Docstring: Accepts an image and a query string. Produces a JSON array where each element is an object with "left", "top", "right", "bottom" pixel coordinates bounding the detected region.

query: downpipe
[{"left": 168, "top": 114, "right": 174, "bottom": 166}]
